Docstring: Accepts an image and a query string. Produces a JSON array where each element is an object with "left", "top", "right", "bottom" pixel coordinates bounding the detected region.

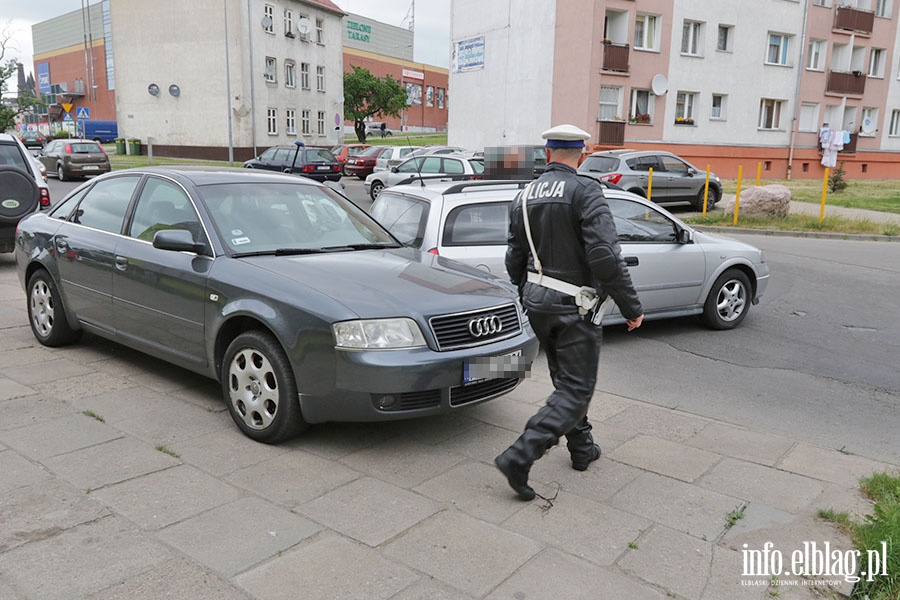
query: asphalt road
[{"left": 40, "top": 173, "right": 900, "bottom": 464}]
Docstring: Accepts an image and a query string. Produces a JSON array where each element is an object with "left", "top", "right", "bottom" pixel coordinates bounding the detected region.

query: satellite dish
[
  {"left": 297, "top": 18, "right": 312, "bottom": 36},
  {"left": 861, "top": 117, "right": 876, "bottom": 134},
  {"left": 261, "top": 15, "right": 273, "bottom": 29},
  {"left": 651, "top": 74, "right": 668, "bottom": 96}
]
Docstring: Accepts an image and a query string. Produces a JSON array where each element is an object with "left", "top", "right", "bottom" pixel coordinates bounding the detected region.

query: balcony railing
[
  {"left": 826, "top": 70, "right": 867, "bottom": 96},
  {"left": 601, "top": 42, "right": 630, "bottom": 73},
  {"left": 596, "top": 120, "right": 625, "bottom": 146},
  {"left": 834, "top": 5, "right": 874, "bottom": 35}
]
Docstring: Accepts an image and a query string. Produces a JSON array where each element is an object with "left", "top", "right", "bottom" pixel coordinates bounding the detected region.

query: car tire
[
  {"left": 701, "top": 268, "right": 751, "bottom": 330},
  {"left": 694, "top": 186, "right": 719, "bottom": 210},
  {"left": 222, "top": 330, "right": 308, "bottom": 443},
  {"left": 27, "top": 269, "right": 82, "bottom": 347},
  {"left": 57, "top": 164, "right": 68, "bottom": 182},
  {"left": 706, "top": 186, "right": 720, "bottom": 209},
  {"left": 356, "top": 174, "right": 367, "bottom": 181},
  {"left": 0, "top": 166, "right": 39, "bottom": 224},
  {"left": 370, "top": 180, "right": 385, "bottom": 201}
]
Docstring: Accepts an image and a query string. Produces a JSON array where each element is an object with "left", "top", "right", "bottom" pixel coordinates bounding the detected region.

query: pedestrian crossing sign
[{"left": 76, "top": 107, "right": 90, "bottom": 120}]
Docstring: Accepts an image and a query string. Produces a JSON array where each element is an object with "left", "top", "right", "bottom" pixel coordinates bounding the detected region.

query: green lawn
[{"left": 721, "top": 178, "right": 900, "bottom": 215}]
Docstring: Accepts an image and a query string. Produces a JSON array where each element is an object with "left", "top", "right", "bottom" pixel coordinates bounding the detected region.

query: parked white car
[
  {"left": 365, "top": 153, "right": 484, "bottom": 200},
  {"left": 373, "top": 146, "right": 422, "bottom": 173}
]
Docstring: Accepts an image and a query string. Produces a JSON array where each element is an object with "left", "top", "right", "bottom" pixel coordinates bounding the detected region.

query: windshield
[
  {"left": 579, "top": 156, "right": 620, "bottom": 173},
  {"left": 198, "top": 182, "right": 398, "bottom": 254},
  {"left": 70, "top": 142, "right": 103, "bottom": 153}
]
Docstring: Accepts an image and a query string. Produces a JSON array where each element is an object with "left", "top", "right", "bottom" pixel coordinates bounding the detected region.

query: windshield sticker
[
  {"left": 231, "top": 237, "right": 251, "bottom": 246},
  {"left": 231, "top": 229, "right": 243, "bottom": 236}
]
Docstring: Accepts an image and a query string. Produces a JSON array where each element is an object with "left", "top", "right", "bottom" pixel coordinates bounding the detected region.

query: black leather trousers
[{"left": 505, "top": 311, "right": 601, "bottom": 468}]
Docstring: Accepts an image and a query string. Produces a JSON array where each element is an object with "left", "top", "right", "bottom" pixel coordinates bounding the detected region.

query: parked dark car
[
  {"left": 14, "top": 167, "right": 538, "bottom": 443},
  {"left": 38, "top": 138, "right": 111, "bottom": 181},
  {"left": 343, "top": 145, "right": 389, "bottom": 180},
  {"left": 19, "top": 131, "right": 46, "bottom": 149},
  {"left": 1, "top": 133, "right": 52, "bottom": 253},
  {"left": 243, "top": 145, "right": 342, "bottom": 182}
]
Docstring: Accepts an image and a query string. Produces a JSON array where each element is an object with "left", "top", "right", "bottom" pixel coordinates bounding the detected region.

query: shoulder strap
[{"left": 520, "top": 187, "right": 543, "bottom": 275}]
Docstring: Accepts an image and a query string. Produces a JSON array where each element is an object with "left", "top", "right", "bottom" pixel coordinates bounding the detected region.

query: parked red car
[
  {"left": 343, "top": 145, "right": 389, "bottom": 180},
  {"left": 330, "top": 143, "right": 370, "bottom": 175}
]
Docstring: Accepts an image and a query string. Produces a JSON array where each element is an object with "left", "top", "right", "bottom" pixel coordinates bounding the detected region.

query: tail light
[
  {"left": 300, "top": 164, "right": 316, "bottom": 173},
  {"left": 65, "top": 144, "right": 72, "bottom": 153},
  {"left": 332, "top": 164, "right": 341, "bottom": 172},
  {"left": 39, "top": 188, "right": 51, "bottom": 208},
  {"left": 427, "top": 247, "right": 439, "bottom": 255},
  {"left": 600, "top": 173, "right": 622, "bottom": 184}
]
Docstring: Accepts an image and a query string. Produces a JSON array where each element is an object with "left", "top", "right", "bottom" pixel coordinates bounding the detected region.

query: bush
[{"left": 829, "top": 161, "right": 848, "bottom": 193}]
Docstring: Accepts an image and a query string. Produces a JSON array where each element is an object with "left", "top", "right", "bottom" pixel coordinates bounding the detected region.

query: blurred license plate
[
  {"left": 82, "top": 165, "right": 100, "bottom": 170},
  {"left": 317, "top": 165, "right": 330, "bottom": 171},
  {"left": 463, "top": 350, "right": 525, "bottom": 385}
]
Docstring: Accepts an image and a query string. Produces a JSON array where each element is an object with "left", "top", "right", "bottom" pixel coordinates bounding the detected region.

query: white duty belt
[{"left": 521, "top": 193, "right": 614, "bottom": 325}]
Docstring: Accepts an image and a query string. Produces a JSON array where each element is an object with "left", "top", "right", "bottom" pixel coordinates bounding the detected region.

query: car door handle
[
  {"left": 624, "top": 256, "right": 639, "bottom": 267},
  {"left": 115, "top": 256, "right": 129, "bottom": 271}
]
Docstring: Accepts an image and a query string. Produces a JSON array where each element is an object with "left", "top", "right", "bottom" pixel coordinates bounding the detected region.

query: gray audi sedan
[{"left": 14, "top": 167, "right": 538, "bottom": 443}]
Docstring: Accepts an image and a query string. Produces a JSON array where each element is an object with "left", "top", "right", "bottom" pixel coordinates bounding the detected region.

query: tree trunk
[{"left": 354, "top": 120, "right": 367, "bottom": 143}]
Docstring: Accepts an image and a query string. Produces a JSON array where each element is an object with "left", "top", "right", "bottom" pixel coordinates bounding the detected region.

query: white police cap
[{"left": 542, "top": 124, "right": 591, "bottom": 148}]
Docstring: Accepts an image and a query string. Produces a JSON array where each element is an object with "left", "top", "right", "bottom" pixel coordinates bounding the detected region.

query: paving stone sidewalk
[{"left": 0, "top": 260, "right": 896, "bottom": 600}]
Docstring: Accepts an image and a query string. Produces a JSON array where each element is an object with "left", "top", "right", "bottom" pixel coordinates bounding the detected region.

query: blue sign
[
  {"left": 77, "top": 107, "right": 90, "bottom": 120},
  {"left": 37, "top": 62, "right": 51, "bottom": 95},
  {"left": 452, "top": 36, "right": 485, "bottom": 73},
  {"left": 63, "top": 113, "right": 73, "bottom": 122}
]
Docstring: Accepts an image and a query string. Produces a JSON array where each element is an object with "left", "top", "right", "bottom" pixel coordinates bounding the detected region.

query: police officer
[{"left": 495, "top": 124, "right": 644, "bottom": 501}]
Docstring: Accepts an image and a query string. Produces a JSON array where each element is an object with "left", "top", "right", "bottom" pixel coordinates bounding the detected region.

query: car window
[
  {"left": 70, "top": 142, "right": 102, "bottom": 154},
  {"left": 608, "top": 198, "right": 677, "bottom": 242},
  {"left": 580, "top": 156, "right": 619, "bottom": 173},
  {"left": 629, "top": 156, "right": 660, "bottom": 172},
  {"left": 0, "top": 144, "right": 28, "bottom": 170},
  {"left": 70, "top": 176, "right": 141, "bottom": 234},
  {"left": 49, "top": 186, "right": 90, "bottom": 220},
  {"left": 443, "top": 201, "right": 509, "bottom": 246},
  {"left": 273, "top": 148, "right": 293, "bottom": 162},
  {"left": 398, "top": 148, "right": 416, "bottom": 158},
  {"left": 347, "top": 146, "right": 367, "bottom": 156},
  {"left": 469, "top": 160, "right": 485, "bottom": 174},
  {"left": 442, "top": 158, "right": 465, "bottom": 174},
  {"left": 369, "top": 192, "right": 429, "bottom": 247},
  {"left": 396, "top": 158, "right": 422, "bottom": 173},
  {"left": 420, "top": 157, "right": 442, "bottom": 173},
  {"left": 659, "top": 155, "right": 691, "bottom": 174},
  {"left": 309, "top": 149, "right": 337, "bottom": 162},
  {"left": 260, "top": 148, "right": 276, "bottom": 160},
  {"left": 129, "top": 177, "right": 204, "bottom": 243}
]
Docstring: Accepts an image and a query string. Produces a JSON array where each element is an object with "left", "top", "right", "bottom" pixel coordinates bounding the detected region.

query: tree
[
  {"left": 0, "top": 24, "right": 41, "bottom": 132},
  {"left": 343, "top": 65, "right": 408, "bottom": 143}
]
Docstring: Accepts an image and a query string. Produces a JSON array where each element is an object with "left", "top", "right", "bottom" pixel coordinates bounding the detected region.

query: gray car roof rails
[
  {"left": 442, "top": 180, "right": 531, "bottom": 195},
  {"left": 395, "top": 173, "right": 480, "bottom": 186}
]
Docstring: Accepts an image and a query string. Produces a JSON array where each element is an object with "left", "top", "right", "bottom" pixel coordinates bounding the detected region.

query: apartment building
[{"left": 449, "top": 0, "right": 900, "bottom": 179}]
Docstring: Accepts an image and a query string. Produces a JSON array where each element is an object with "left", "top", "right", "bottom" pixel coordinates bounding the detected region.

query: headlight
[{"left": 333, "top": 318, "right": 427, "bottom": 349}]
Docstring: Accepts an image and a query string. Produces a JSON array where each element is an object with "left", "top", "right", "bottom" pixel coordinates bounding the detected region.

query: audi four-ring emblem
[{"left": 468, "top": 315, "right": 503, "bottom": 337}]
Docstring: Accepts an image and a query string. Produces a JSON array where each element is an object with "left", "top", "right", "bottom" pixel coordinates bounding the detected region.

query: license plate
[
  {"left": 82, "top": 165, "right": 100, "bottom": 170},
  {"left": 317, "top": 165, "right": 331, "bottom": 171},
  {"left": 463, "top": 349, "right": 525, "bottom": 385}
]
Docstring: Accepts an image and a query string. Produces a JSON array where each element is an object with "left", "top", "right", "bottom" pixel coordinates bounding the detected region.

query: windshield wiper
[
  {"left": 232, "top": 248, "right": 325, "bottom": 258},
  {"left": 319, "top": 243, "right": 401, "bottom": 251}
]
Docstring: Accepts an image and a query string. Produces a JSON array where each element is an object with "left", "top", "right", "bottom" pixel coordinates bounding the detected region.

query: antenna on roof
[
  {"left": 407, "top": 135, "right": 425, "bottom": 187},
  {"left": 401, "top": 1, "right": 414, "bottom": 32}
]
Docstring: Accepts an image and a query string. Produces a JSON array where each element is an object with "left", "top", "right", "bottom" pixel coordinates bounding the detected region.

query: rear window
[
  {"left": 0, "top": 143, "right": 29, "bottom": 171},
  {"left": 70, "top": 142, "right": 103, "bottom": 153},
  {"left": 369, "top": 192, "right": 429, "bottom": 247},
  {"left": 579, "top": 156, "right": 619, "bottom": 173},
  {"left": 308, "top": 149, "right": 337, "bottom": 162},
  {"left": 443, "top": 201, "right": 509, "bottom": 246}
]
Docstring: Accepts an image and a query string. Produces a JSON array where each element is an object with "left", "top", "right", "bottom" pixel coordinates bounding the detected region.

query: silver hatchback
[
  {"left": 578, "top": 149, "right": 722, "bottom": 210},
  {"left": 370, "top": 180, "right": 768, "bottom": 330}
]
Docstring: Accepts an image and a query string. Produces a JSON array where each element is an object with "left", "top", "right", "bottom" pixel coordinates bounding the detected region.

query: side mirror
[
  {"left": 391, "top": 166, "right": 399, "bottom": 173},
  {"left": 677, "top": 227, "right": 693, "bottom": 245},
  {"left": 687, "top": 168, "right": 697, "bottom": 176},
  {"left": 153, "top": 229, "right": 203, "bottom": 253}
]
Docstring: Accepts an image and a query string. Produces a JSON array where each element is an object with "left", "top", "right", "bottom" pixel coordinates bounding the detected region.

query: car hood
[
  {"left": 237, "top": 247, "right": 515, "bottom": 319},
  {"left": 692, "top": 229, "right": 763, "bottom": 256}
]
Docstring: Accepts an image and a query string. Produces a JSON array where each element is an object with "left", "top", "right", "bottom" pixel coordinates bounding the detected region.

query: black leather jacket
[{"left": 506, "top": 163, "right": 643, "bottom": 319}]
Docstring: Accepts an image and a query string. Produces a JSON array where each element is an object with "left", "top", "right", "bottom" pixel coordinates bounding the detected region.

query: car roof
[{"left": 97, "top": 166, "right": 329, "bottom": 187}]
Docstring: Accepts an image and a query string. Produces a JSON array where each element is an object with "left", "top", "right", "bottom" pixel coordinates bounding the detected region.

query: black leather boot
[
  {"left": 570, "top": 443, "right": 601, "bottom": 471},
  {"left": 566, "top": 420, "right": 601, "bottom": 471},
  {"left": 494, "top": 450, "right": 535, "bottom": 501}
]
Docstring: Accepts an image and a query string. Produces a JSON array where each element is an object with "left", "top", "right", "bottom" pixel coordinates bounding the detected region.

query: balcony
[
  {"left": 834, "top": 5, "right": 874, "bottom": 35},
  {"left": 826, "top": 70, "right": 866, "bottom": 96},
  {"left": 601, "top": 41, "right": 630, "bottom": 73},
  {"left": 596, "top": 120, "right": 625, "bottom": 146}
]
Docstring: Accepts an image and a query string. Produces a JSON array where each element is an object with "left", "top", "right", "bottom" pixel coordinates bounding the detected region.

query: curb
[{"left": 695, "top": 226, "right": 900, "bottom": 242}]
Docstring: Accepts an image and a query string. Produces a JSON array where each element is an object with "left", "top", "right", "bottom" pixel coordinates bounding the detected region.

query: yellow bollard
[
  {"left": 733, "top": 165, "right": 743, "bottom": 225},
  {"left": 756, "top": 162, "right": 762, "bottom": 186},
  {"left": 820, "top": 167, "right": 830, "bottom": 222},
  {"left": 703, "top": 165, "right": 711, "bottom": 216},
  {"left": 647, "top": 167, "right": 653, "bottom": 201}
]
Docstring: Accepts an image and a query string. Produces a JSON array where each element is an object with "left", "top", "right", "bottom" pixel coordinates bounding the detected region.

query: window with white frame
[
  {"left": 889, "top": 109, "right": 900, "bottom": 136},
  {"left": 286, "top": 109, "right": 296, "bottom": 135},
  {"left": 264, "top": 57, "right": 277, "bottom": 83},
  {"left": 675, "top": 92, "right": 697, "bottom": 122},
  {"left": 630, "top": 89, "right": 654, "bottom": 121},
  {"left": 860, "top": 107, "right": 878, "bottom": 136},
  {"left": 285, "top": 61, "right": 296, "bottom": 88},
  {"left": 316, "top": 18, "right": 324, "bottom": 44},
  {"left": 681, "top": 21, "right": 702, "bottom": 56},
  {"left": 711, "top": 94, "right": 726, "bottom": 120},
  {"left": 267, "top": 108, "right": 277, "bottom": 135},
  {"left": 284, "top": 9, "right": 293, "bottom": 36},
  {"left": 869, "top": 48, "right": 885, "bottom": 77},
  {"left": 807, "top": 39, "right": 825, "bottom": 71},
  {"left": 599, "top": 86, "right": 621, "bottom": 121},
  {"left": 317, "top": 111, "right": 325, "bottom": 135},
  {"left": 799, "top": 102, "right": 819, "bottom": 132},
  {"left": 875, "top": 0, "right": 891, "bottom": 17},
  {"left": 717, "top": 25, "right": 733, "bottom": 52},
  {"left": 758, "top": 98, "right": 784, "bottom": 129},
  {"left": 301, "top": 109, "right": 310, "bottom": 134},
  {"left": 316, "top": 66, "right": 325, "bottom": 92},
  {"left": 766, "top": 33, "right": 791, "bottom": 65},
  {"left": 634, "top": 14, "right": 660, "bottom": 51},
  {"left": 263, "top": 4, "right": 274, "bottom": 34},
  {"left": 813, "top": 0, "right": 831, "bottom": 6},
  {"left": 300, "top": 63, "right": 310, "bottom": 89}
]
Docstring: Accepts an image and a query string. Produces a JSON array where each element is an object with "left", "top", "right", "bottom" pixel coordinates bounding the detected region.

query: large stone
[{"left": 721, "top": 184, "right": 791, "bottom": 218}]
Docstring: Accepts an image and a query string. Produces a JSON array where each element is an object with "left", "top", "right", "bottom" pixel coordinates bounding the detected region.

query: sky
[{"left": 1, "top": 0, "right": 451, "bottom": 84}]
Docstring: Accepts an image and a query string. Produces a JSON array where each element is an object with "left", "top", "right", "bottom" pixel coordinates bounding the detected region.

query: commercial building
[{"left": 449, "top": 0, "right": 900, "bottom": 179}]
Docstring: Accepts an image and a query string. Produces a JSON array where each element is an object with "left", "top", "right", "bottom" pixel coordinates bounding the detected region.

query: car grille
[
  {"left": 450, "top": 377, "right": 520, "bottom": 407},
  {"left": 398, "top": 389, "right": 442, "bottom": 411},
  {"left": 429, "top": 304, "right": 521, "bottom": 351}
]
